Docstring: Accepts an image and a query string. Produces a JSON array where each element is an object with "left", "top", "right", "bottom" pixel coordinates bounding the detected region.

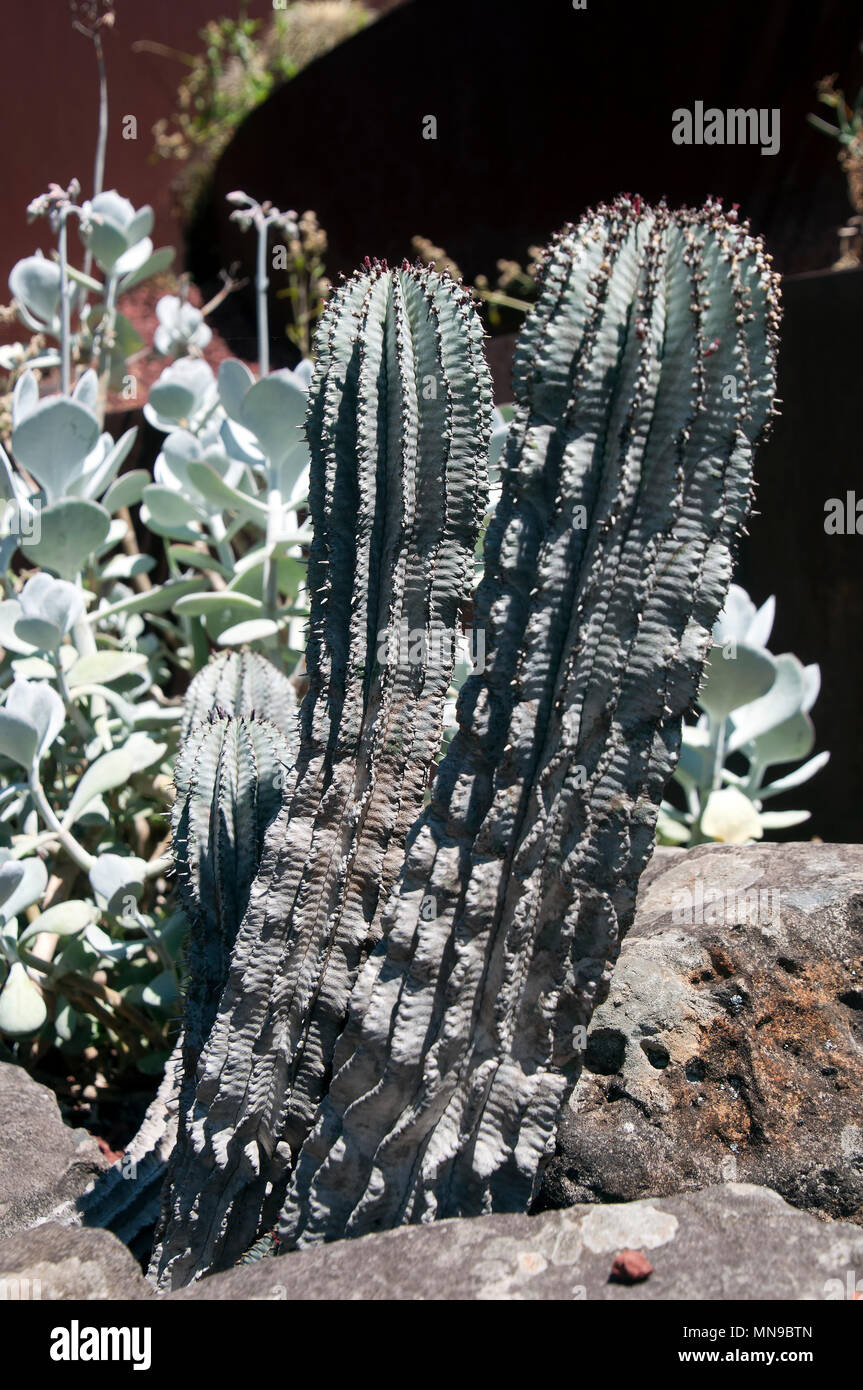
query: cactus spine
[
  {"left": 278, "top": 198, "right": 781, "bottom": 1247},
  {"left": 153, "top": 261, "right": 492, "bottom": 1286}
]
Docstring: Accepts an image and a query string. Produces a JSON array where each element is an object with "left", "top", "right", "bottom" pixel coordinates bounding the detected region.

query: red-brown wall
[{"left": 1, "top": 0, "right": 395, "bottom": 279}]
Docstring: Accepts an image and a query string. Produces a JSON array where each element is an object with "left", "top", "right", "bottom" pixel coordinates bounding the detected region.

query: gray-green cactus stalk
[
  {"left": 278, "top": 197, "right": 782, "bottom": 1248},
  {"left": 179, "top": 648, "right": 299, "bottom": 747},
  {"left": 152, "top": 260, "right": 492, "bottom": 1287},
  {"left": 79, "top": 677, "right": 293, "bottom": 1245},
  {"left": 171, "top": 712, "right": 294, "bottom": 1072}
]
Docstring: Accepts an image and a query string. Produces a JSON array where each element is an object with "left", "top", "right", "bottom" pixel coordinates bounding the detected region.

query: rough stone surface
[
  {"left": 0, "top": 1222, "right": 153, "bottom": 1300},
  {"left": 0, "top": 1062, "right": 107, "bottom": 1238},
  {"left": 540, "top": 842, "right": 863, "bottom": 1223},
  {"left": 167, "top": 1184, "right": 863, "bottom": 1300}
]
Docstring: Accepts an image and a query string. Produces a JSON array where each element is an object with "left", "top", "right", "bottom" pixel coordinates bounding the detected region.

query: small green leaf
[
  {"left": 174, "top": 591, "right": 262, "bottom": 619},
  {"left": 102, "top": 469, "right": 151, "bottom": 514},
  {"left": 217, "top": 617, "right": 282, "bottom": 646},
  {"left": 19, "top": 899, "right": 96, "bottom": 945},
  {"left": 67, "top": 651, "right": 147, "bottom": 686},
  {"left": 89, "top": 577, "right": 203, "bottom": 622},
  {"left": 89, "top": 852, "right": 148, "bottom": 914},
  {"left": 64, "top": 748, "right": 133, "bottom": 826},
  {"left": 21, "top": 499, "right": 112, "bottom": 580},
  {"left": 185, "top": 462, "right": 268, "bottom": 521},
  {"left": 0, "top": 961, "right": 46, "bottom": 1035}
]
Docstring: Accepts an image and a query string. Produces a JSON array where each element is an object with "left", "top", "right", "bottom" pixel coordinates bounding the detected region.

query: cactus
[
  {"left": 79, "top": 708, "right": 292, "bottom": 1247},
  {"left": 171, "top": 712, "right": 293, "bottom": 1067},
  {"left": 179, "top": 648, "right": 299, "bottom": 748},
  {"left": 152, "top": 260, "right": 492, "bottom": 1287},
  {"left": 277, "top": 198, "right": 781, "bottom": 1248}
]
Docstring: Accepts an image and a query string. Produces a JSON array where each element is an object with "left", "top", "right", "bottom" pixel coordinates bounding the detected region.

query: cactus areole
[{"left": 145, "top": 199, "right": 779, "bottom": 1287}]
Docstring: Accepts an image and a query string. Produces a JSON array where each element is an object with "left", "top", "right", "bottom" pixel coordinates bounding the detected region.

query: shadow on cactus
[{"left": 81, "top": 196, "right": 782, "bottom": 1289}]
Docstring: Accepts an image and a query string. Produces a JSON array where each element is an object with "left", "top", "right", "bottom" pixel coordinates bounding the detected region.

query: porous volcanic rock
[{"left": 540, "top": 842, "right": 863, "bottom": 1222}]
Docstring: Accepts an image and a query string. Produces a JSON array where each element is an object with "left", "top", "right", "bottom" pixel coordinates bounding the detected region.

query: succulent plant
[
  {"left": 151, "top": 257, "right": 493, "bottom": 1286},
  {"left": 77, "top": 677, "right": 294, "bottom": 1245},
  {"left": 153, "top": 295, "right": 213, "bottom": 358},
  {"left": 82, "top": 199, "right": 783, "bottom": 1289},
  {"left": 658, "top": 583, "right": 829, "bottom": 845},
  {"left": 78, "top": 191, "right": 155, "bottom": 278},
  {"left": 277, "top": 197, "right": 782, "bottom": 1249}
]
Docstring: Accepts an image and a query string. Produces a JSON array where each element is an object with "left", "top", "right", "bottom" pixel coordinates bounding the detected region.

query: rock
[
  {"left": 0, "top": 1062, "right": 107, "bottom": 1238},
  {"left": 610, "top": 1249, "right": 653, "bottom": 1284},
  {"left": 0, "top": 1222, "right": 153, "bottom": 1300},
  {"left": 165, "top": 1184, "right": 863, "bottom": 1300},
  {"left": 540, "top": 842, "right": 863, "bottom": 1223}
]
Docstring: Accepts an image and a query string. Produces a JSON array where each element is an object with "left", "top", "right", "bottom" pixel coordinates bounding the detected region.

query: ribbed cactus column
[
  {"left": 280, "top": 198, "right": 782, "bottom": 1247},
  {"left": 153, "top": 262, "right": 491, "bottom": 1286},
  {"left": 179, "top": 649, "right": 299, "bottom": 747},
  {"left": 80, "top": 709, "right": 291, "bottom": 1247}
]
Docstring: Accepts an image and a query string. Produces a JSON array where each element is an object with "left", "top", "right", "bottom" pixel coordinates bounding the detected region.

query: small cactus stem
[
  {"left": 147, "top": 711, "right": 293, "bottom": 1283},
  {"left": 179, "top": 649, "right": 299, "bottom": 751},
  {"left": 278, "top": 197, "right": 782, "bottom": 1250},
  {"left": 154, "top": 260, "right": 492, "bottom": 1289}
]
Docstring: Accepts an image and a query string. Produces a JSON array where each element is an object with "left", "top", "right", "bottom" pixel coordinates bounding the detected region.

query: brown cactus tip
[{"left": 609, "top": 1248, "right": 654, "bottom": 1284}]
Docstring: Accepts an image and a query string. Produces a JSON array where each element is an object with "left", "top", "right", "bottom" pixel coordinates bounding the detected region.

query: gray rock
[
  {"left": 0, "top": 1062, "right": 107, "bottom": 1238},
  {"left": 166, "top": 1184, "right": 863, "bottom": 1300},
  {"left": 0, "top": 1222, "right": 153, "bottom": 1300},
  {"left": 540, "top": 842, "right": 863, "bottom": 1222}
]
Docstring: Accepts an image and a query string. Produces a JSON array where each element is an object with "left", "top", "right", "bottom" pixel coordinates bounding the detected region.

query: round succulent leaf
[
  {"left": 0, "top": 601, "right": 37, "bottom": 655},
  {"left": 712, "top": 584, "right": 757, "bottom": 647},
  {"left": 175, "top": 591, "right": 263, "bottom": 620},
  {"left": 743, "top": 594, "right": 775, "bottom": 651},
  {"left": 240, "top": 373, "right": 307, "bottom": 465},
  {"left": 697, "top": 642, "right": 776, "bottom": 722},
  {"left": 12, "top": 397, "right": 100, "bottom": 499},
  {"left": 700, "top": 786, "right": 764, "bottom": 845},
  {"left": 758, "top": 749, "right": 830, "bottom": 800},
  {"left": 89, "top": 852, "right": 148, "bottom": 915},
  {"left": 118, "top": 245, "right": 174, "bottom": 294},
  {"left": 20, "top": 499, "right": 112, "bottom": 580},
  {"left": 185, "top": 461, "right": 268, "bottom": 521},
  {"left": 146, "top": 380, "right": 198, "bottom": 429},
  {"left": 102, "top": 468, "right": 150, "bottom": 514},
  {"left": 67, "top": 426, "right": 137, "bottom": 503},
  {"left": 218, "top": 358, "right": 256, "bottom": 422},
  {"left": 11, "top": 371, "right": 40, "bottom": 428},
  {"left": 19, "top": 899, "right": 96, "bottom": 945},
  {"left": 126, "top": 968, "right": 178, "bottom": 1012},
  {"left": 0, "top": 702, "right": 48, "bottom": 771},
  {"left": 748, "top": 710, "right": 816, "bottom": 772},
  {"left": 6, "top": 678, "right": 65, "bottom": 762},
  {"left": 727, "top": 652, "right": 808, "bottom": 754},
  {"left": 72, "top": 370, "right": 99, "bottom": 413},
  {"left": 0, "top": 860, "right": 26, "bottom": 911},
  {"left": 67, "top": 650, "right": 147, "bottom": 686},
  {"left": 19, "top": 573, "right": 86, "bottom": 637},
  {"left": 758, "top": 808, "right": 812, "bottom": 830},
  {"left": 216, "top": 617, "right": 282, "bottom": 647},
  {"left": 9, "top": 255, "right": 61, "bottom": 329},
  {"left": 0, "top": 857, "right": 47, "bottom": 923},
  {"left": 0, "top": 962, "right": 47, "bottom": 1035},
  {"left": 141, "top": 485, "right": 208, "bottom": 531},
  {"left": 65, "top": 748, "right": 134, "bottom": 826}
]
